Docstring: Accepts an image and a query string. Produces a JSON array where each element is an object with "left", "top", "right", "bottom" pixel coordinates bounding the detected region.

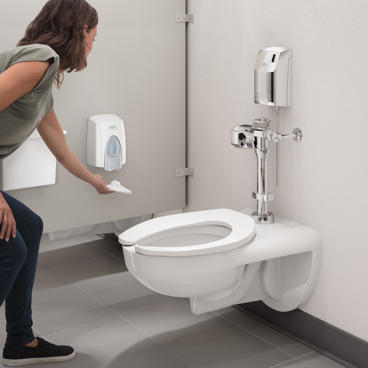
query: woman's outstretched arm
[{"left": 37, "top": 110, "right": 112, "bottom": 194}]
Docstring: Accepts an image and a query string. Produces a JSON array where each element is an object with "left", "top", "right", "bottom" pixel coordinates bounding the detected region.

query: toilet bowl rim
[{"left": 119, "top": 208, "right": 256, "bottom": 256}]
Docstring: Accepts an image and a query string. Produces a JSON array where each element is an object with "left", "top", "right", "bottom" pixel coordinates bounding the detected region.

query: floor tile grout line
[
  {"left": 294, "top": 351, "right": 326, "bottom": 368},
  {"left": 32, "top": 307, "right": 113, "bottom": 337},
  {"left": 296, "top": 351, "right": 315, "bottom": 360},
  {"left": 268, "top": 356, "right": 302, "bottom": 368},
  {"left": 213, "top": 312, "right": 346, "bottom": 368},
  {"left": 73, "top": 284, "right": 193, "bottom": 368},
  {"left": 213, "top": 311, "right": 303, "bottom": 361},
  {"left": 89, "top": 239, "right": 126, "bottom": 263}
]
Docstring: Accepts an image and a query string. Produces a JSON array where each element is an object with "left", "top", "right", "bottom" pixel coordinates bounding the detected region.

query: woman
[{"left": 0, "top": 0, "right": 111, "bottom": 365}]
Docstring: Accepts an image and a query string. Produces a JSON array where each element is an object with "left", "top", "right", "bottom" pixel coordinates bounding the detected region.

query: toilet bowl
[{"left": 119, "top": 208, "right": 321, "bottom": 315}]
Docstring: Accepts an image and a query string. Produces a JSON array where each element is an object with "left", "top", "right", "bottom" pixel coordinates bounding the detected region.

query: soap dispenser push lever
[{"left": 232, "top": 118, "right": 302, "bottom": 224}]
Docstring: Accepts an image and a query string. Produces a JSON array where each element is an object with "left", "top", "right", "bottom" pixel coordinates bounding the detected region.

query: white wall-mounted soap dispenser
[
  {"left": 87, "top": 114, "right": 126, "bottom": 171},
  {"left": 254, "top": 46, "right": 292, "bottom": 107}
]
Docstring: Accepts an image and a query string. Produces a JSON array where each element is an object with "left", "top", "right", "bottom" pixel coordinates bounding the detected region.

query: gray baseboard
[{"left": 236, "top": 302, "right": 368, "bottom": 368}]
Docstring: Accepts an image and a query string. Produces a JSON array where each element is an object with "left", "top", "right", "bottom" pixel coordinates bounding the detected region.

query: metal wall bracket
[
  {"left": 175, "top": 167, "right": 194, "bottom": 177},
  {"left": 175, "top": 14, "right": 194, "bottom": 23}
]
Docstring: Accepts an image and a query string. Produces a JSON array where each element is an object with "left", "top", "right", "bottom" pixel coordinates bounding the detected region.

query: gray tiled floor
[{"left": 1, "top": 235, "right": 346, "bottom": 368}]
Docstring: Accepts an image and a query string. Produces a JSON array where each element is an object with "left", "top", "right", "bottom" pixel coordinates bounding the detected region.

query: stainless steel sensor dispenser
[{"left": 254, "top": 46, "right": 292, "bottom": 107}]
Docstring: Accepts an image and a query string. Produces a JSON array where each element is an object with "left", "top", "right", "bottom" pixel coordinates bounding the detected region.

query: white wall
[{"left": 187, "top": 0, "right": 368, "bottom": 341}]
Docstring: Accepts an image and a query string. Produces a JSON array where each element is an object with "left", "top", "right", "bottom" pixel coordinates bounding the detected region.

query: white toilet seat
[{"left": 119, "top": 208, "right": 256, "bottom": 256}]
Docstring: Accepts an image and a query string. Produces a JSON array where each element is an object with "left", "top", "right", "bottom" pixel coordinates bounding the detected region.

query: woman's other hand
[{"left": 0, "top": 193, "right": 16, "bottom": 241}]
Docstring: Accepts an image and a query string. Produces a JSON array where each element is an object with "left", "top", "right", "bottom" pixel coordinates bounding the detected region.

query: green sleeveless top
[{"left": 0, "top": 44, "right": 60, "bottom": 159}]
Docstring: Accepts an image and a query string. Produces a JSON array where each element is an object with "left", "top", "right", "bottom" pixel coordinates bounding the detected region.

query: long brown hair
[{"left": 18, "top": 0, "right": 98, "bottom": 86}]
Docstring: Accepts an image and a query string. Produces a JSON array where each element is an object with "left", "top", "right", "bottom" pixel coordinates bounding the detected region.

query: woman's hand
[
  {"left": 92, "top": 174, "right": 113, "bottom": 194},
  {"left": 0, "top": 193, "right": 16, "bottom": 242}
]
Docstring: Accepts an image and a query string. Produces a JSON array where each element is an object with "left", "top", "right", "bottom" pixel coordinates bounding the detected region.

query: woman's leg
[
  {"left": 0, "top": 190, "right": 43, "bottom": 344},
  {"left": 0, "top": 192, "right": 75, "bottom": 367}
]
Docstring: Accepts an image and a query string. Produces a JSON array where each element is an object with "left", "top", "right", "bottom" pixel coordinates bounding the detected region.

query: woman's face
[{"left": 84, "top": 25, "right": 98, "bottom": 58}]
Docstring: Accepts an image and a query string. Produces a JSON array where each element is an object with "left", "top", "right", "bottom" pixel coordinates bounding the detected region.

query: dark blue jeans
[{"left": 0, "top": 190, "right": 43, "bottom": 344}]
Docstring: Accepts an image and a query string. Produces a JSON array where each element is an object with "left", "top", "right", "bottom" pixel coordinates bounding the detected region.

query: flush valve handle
[{"left": 264, "top": 128, "right": 303, "bottom": 143}]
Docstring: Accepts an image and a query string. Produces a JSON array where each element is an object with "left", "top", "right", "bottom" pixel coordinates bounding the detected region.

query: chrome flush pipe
[
  {"left": 252, "top": 119, "right": 273, "bottom": 223},
  {"left": 231, "top": 118, "right": 302, "bottom": 224}
]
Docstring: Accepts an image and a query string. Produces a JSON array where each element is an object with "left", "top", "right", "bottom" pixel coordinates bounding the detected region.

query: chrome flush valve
[{"left": 232, "top": 118, "right": 302, "bottom": 224}]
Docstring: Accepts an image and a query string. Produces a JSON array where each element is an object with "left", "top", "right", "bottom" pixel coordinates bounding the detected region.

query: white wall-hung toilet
[{"left": 119, "top": 208, "right": 321, "bottom": 315}]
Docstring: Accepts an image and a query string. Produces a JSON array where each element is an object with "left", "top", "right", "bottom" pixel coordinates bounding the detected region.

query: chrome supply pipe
[
  {"left": 252, "top": 122, "right": 273, "bottom": 223},
  {"left": 231, "top": 118, "right": 302, "bottom": 224}
]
